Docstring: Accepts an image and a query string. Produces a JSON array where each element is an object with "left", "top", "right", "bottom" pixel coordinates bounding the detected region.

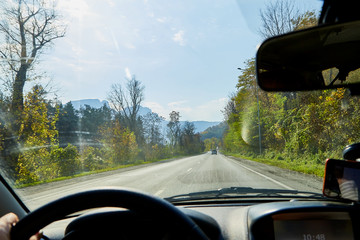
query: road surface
[{"left": 17, "top": 153, "right": 323, "bottom": 210}]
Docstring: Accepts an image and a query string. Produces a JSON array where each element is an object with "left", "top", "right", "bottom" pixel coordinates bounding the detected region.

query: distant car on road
[{"left": 211, "top": 149, "right": 217, "bottom": 155}]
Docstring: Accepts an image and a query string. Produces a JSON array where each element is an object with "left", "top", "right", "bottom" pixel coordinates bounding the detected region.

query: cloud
[
  {"left": 124, "top": 43, "right": 136, "bottom": 49},
  {"left": 143, "top": 102, "right": 167, "bottom": 118},
  {"left": 95, "top": 30, "right": 110, "bottom": 44},
  {"left": 168, "top": 100, "right": 188, "bottom": 108},
  {"left": 57, "top": 0, "right": 93, "bottom": 21},
  {"left": 105, "top": 0, "right": 115, "bottom": 7},
  {"left": 157, "top": 17, "right": 167, "bottom": 23},
  {"left": 173, "top": 30, "right": 186, "bottom": 46},
  {"left": 125, "top": 67, "right": 132, "bottom": 79}
]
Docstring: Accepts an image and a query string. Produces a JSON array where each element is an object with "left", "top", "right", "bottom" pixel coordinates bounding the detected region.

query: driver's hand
[{"left": 0, "top": 213, "right": 41, "bottom": 240}]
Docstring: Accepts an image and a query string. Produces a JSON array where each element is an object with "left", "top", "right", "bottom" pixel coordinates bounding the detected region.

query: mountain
[
  {"left": 70, "top": 99, "right": 109, "bottom": 110},
  {"left": 191, "top": 121, "right": 221, "bottom": 133},
  {"left": 200, "top": 122, "right": 227, "bottom": 140},
  {"left": 134, "top": 106, "right": 152, "bottom": 116}
]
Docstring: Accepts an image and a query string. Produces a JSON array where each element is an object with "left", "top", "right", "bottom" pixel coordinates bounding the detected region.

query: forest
[
  {"left": 222, "top": 2, "right": 360, "bottom": 176},
  {"left": 1, "top": 80, "right": 204, "bottom": 185}
]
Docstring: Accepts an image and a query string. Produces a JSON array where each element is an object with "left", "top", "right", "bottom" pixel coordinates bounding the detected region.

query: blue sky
[{"left": 41, "top": 0, "right": 323, "bottom": 121}]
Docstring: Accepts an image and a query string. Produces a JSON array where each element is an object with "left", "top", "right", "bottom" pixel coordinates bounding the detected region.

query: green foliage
[
  {"left": 100, "top": 120, "right": 138, "bottom": 164},
  {"left": 204, "top": 138, "right": 221, "bottom": 151},
  {"left": 81, "top": 146, "right": 106, "bottom": 171},
  {"left": 224, "top": 55, "right": 360, "bottom": 176},
  {"left": 200, "top": 122, "right": 227, "bottom": 140},
  {"left": 57, "top": 102, "right": 79, "bottom": 145},
  {"left": 16, "top": 86, "right": 59, "bottom": 184},
  {"left": 50, "top": 144, "right": 81, "bottom": 176},
  {"left": 14, "top": 82, "right": 206, "bottom": 184}
]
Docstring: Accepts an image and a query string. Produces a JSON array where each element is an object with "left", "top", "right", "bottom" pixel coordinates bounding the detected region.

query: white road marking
[
  {"left": 154, "top": 189, "right": 164, "bottom": 196},
  {"left": 187, "top": 168, "right": 192, "bottom": 172},
  {"left": 228, "top": 158, "right": 294, "bottom": 190}
]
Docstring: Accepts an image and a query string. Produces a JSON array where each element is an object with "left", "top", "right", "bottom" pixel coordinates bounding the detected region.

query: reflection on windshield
[{"left": 0, "top": 0, "right": 333, "bottom": 208}]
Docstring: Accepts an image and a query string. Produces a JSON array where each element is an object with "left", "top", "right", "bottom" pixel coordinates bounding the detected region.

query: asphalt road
[{"left": 18, "top": 153, "right": 323, "bottom": 210}]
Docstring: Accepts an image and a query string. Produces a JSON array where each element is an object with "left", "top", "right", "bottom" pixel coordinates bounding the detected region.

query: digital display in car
[{"left": 273, "top": 213, "right": 354, "bottom": 240}]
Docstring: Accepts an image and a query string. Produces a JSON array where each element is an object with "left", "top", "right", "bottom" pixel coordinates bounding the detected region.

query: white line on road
[
  {"left": 155, "top": 189, "right": 164, "bottom": 196},
  {"left": 228, "top": 158, "right": 294, "bottom": 190},
  {"left": 187, "top": 168, "right": 192, "bottom": 172}
]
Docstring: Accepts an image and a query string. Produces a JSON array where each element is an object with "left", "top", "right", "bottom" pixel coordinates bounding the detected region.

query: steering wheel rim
[{"left": 11, "top": 188, "right": 209, "bottom": 240}]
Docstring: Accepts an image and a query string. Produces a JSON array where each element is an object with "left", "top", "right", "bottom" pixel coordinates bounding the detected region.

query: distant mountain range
[
  {"left": 68, "top": 99, "right": 220, "bottom": 134},
  {"left": 70, "top": 99, "right": 109, "bottom": 110}
]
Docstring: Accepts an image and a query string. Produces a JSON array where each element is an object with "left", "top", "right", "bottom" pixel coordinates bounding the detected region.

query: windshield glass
[{"left": 0, "top": 0, "right": 332, "bottom": 210}]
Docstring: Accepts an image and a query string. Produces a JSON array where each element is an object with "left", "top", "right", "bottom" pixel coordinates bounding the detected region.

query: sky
[{"left": 40, "top": 0, "right": 323, "bottom": 121}]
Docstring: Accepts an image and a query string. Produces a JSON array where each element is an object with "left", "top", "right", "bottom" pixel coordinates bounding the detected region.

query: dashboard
[
  {"left": 43, "top": 200, "right": 359, "bottom": 240},
  {"left": 247, "top": 201, "right": 357, "bottom": 240}
]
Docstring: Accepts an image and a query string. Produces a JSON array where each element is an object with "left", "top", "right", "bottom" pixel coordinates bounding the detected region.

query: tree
[
  {"left": 204, "top": 138, "right": 221, "bottom": 151},
  {"left": 259, "top": 0, "right": 317, "bottom": 39},
  {"left": 16, "top": 85, "right": 59, "bottom": 183},
  {"left": 79, "top": 104, "right": 112, "bottom": 134},
  {"left": 57, "top": 102, "right": 79, "bottom": 146},
  {"left": 0, "top": 0, "right": 66, "bottom": 115},
  {"left": 167, "top": 111, "right": 181, "bottom": 149},
  {"left": 180, "top": 121, "right": 202, "bottom": 154},
  {"left": 50, "top": 144, "right": 81, "bottom": 177},
  {"left": 100, "top": 120, "right": 138, "bottom": 164},
  {"left": 107, "top": 76, "right": 145, "bottom": 144},
  {"left": 143, "top": 112, "right": 164, "bottom": 146}
]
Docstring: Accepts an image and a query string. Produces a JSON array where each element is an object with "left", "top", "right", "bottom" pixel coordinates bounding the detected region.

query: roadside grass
[
  {"left": 226, "top": 152, "right": 325, "bottom": 178},
  {"left": 15, "top": 155, "right": 188, "bottom": 189}
]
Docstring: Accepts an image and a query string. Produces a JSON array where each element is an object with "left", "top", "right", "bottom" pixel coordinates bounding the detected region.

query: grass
[
  {"left": 226, "top": 152, "right": 325, "bottom": 178},
  {"left": 15, "top": 156, "right": 185, "bottom": 188}
]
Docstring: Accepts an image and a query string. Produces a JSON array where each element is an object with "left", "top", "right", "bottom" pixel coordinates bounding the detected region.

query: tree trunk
[{"left": 11, "top": 65, "right": 27, "bottom": 113}]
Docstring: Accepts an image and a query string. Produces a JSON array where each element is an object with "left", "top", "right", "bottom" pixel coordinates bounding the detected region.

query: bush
[
  {"left": 51, "top": 144, "right": 81, "bottom": 176},
  {"left": 82, "top": 147, "right": 106, "bottom": 171}
]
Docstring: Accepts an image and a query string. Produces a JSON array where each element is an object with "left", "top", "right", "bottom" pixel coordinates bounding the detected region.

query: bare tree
[
  {"left": 0, "top": 0, "right": 66, "bottom": 113},
  {"left": 259, "top": 0, "right": 303, "bottom": 39},
  {"left": 143, "top": 112, "right": 164, "bottom": 145},
  {"left": 108, "top": 76, "right": 145, "bottom": 134},
  {"left": 167, "top": 111, "right": 181, "bottom": 148}
]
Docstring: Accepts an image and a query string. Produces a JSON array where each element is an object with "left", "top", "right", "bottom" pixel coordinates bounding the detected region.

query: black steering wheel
[{"left": 11, "top": 188, "right": 209, "bottom": 240}]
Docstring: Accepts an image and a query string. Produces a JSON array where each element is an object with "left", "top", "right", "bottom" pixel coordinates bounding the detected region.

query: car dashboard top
[{"left": 43, "top": 199, "right": 359, "bottom": 240}]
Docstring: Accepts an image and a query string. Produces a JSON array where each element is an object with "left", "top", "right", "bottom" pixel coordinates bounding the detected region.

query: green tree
[
  {"left": 82, "top": 146, "right": 105, "bottom": 171},
  {"left": 180, "top": 121, "right": 202, "bottom": 154},
  {"left": 204, "top": 138, "right": 221, "bottom": 151},
  {"left": 50, "top": 144, "right": 81, "bottom": 177},
  {"left": 100, "top": 120, "right": 138, "bottom": 164},
  {"left": 57, "top": 102, "right": 79, "bottom": 146},
  {"left": 16, "top": 85, "right": 59, "bottom": 183}
]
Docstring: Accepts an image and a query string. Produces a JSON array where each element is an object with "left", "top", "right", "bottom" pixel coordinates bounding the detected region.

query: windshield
[{"left": 0, "top": 0, "right": 333, "bottom": 210}]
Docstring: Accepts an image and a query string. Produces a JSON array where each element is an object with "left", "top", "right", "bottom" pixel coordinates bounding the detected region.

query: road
[{"left": 17, "top": 153, "right": 323, "bottom": 210}]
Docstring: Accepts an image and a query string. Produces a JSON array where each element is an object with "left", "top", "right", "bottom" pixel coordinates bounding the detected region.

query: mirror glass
[
  {"left": 256, "top": 20, "right": 360, "bottom": 92},
  {"left": 323, "top": 159, "right": 360, "bottom": 201}
]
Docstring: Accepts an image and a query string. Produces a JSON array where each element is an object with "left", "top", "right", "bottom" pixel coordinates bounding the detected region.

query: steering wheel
[{"left": 10, "top": 188, "right": 209, "bottom": 240}]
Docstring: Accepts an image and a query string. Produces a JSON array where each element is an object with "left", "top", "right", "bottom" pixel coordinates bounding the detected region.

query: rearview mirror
[
  {"left": 323, "top": 159, "right": 360, "bottom": 201},
  {"left": 256, "top": 21, "right": 360, "bottom": 93}
]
